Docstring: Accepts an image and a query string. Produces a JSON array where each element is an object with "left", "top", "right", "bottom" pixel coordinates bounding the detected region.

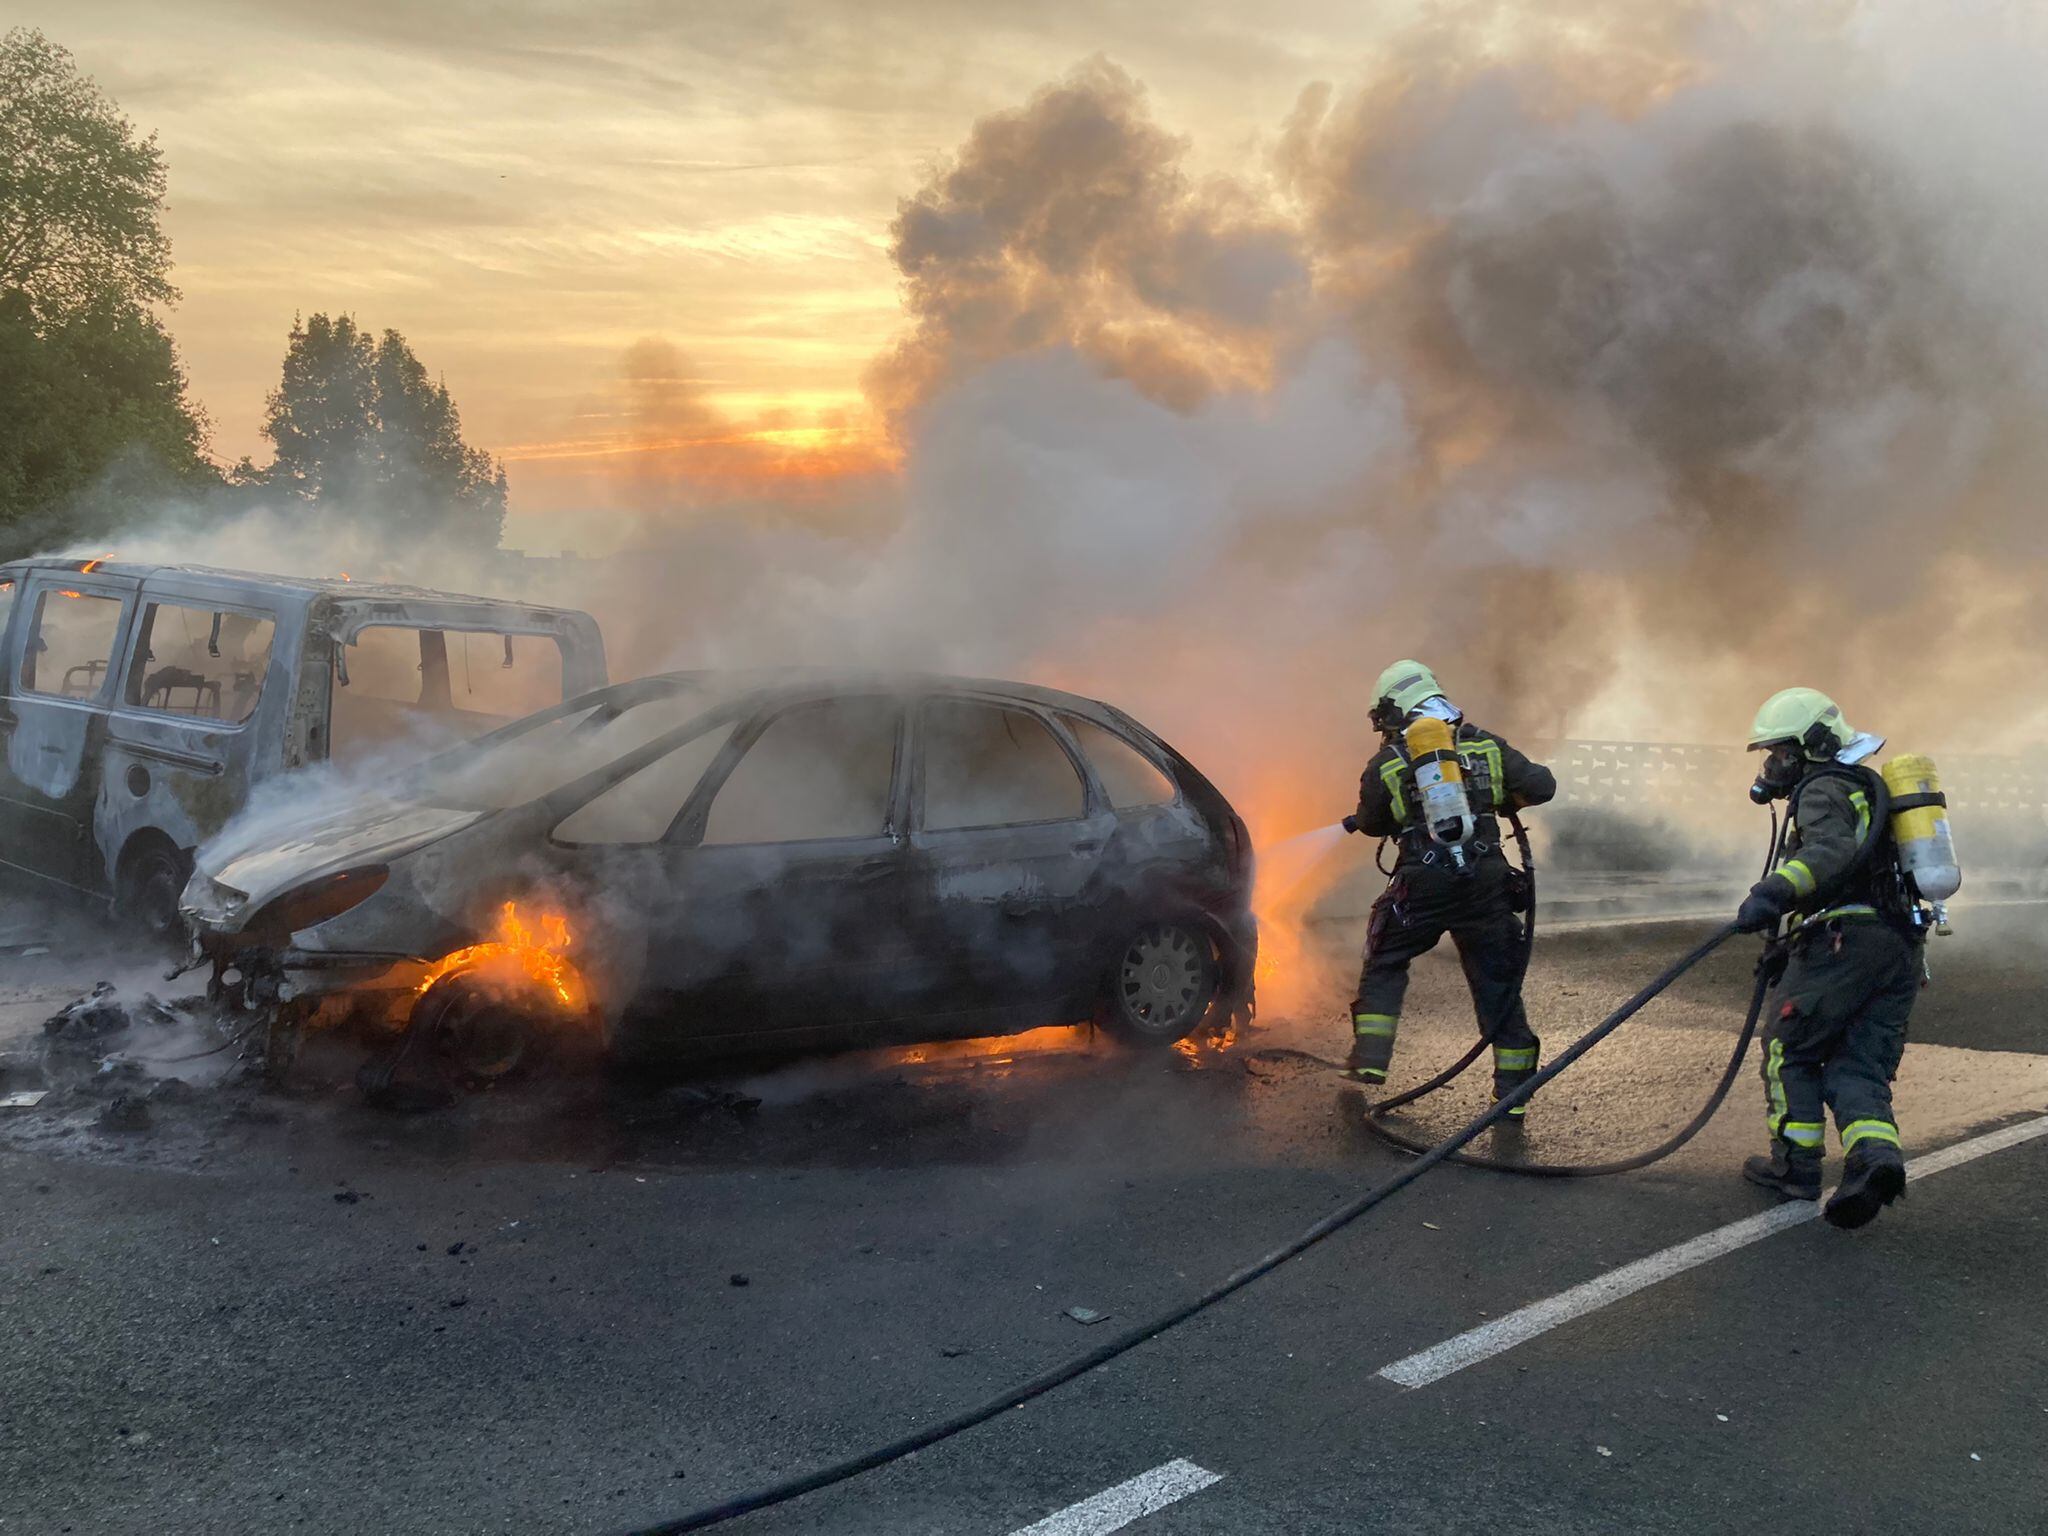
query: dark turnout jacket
[
  {"left": 1765, "top": 767, "right": 1893, "bottom": 921},
  {"left": 1356, "top": 721, "right": 1556, "bottom": 860}
]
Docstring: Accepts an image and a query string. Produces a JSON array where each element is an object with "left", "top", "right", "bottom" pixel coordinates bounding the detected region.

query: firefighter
[
  {"left": 1341, "top": 661, "right": 1556, "bottom": 1115},
  {"left": 1735, "top": 687, "right": 1917, "bottom": 1229}
]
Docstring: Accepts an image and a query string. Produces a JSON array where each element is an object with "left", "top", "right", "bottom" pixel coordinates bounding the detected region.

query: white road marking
[
  {"left": 1377, "top": 1114, "right": 2048, "bottom": 1390},
  {"left": 1008, "top": 1458, "right": 1224, "bottom": 1536}
]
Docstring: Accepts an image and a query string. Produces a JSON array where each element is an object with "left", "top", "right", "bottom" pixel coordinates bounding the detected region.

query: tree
[
  {"left": 0, "top": 29, "right": 213, "bottom": 558},
  {"left": 254, "top": 313, "right": 507, "bottom": 546},
  {"left": 0, "top": 292, "right": 213, "bottom": 553},
  {"left": 0, "top": 27, "right": 174, "bottom": 322}
]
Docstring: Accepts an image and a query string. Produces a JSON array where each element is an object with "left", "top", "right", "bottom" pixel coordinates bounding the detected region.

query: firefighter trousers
[
  {"left": 1761, "top": 917, "right": 1920, "bottom": 1159},
  {"left": 1350, "top": 856, "right": 1538, "bottom": 1101}
]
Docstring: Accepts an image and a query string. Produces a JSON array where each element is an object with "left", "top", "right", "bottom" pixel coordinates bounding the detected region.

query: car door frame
[
  {"left": 637, "top": 688, "right": 922, "bottom": 1046},
  {"left": 0, "top": 568, "right": 142, "bottom": 892},
  {"left": 903, "top": 690, "right": 1119, "bottom": 1029},
  {"left": 95, "top": 580, "right": 293, "bottom": 888}
]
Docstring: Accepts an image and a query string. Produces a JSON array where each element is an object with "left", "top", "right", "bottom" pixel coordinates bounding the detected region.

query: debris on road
[
  {"left": 96, "top": 1095, "right": 151, "bottom": 1132},
  {"left": 2, "top": 1089, "right": 48, "bottom": 1108},
  {"left": 44, "top": 983, "right": 134, "bottom": 1041},
  {"left": 1065, "top": 1306, "right": 1110, "bottom": 1325}
]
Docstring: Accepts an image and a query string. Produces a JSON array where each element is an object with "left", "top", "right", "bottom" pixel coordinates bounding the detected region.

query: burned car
[
  {"left": 0, "top": 558, "right": 606, "bottom": 933},
  {"left": 181, "top": 671, "right": 1256, "bottom": 1087}
]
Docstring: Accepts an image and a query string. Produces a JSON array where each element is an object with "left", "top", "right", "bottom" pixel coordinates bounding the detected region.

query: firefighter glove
[
  {"left": 1735, "top": 881, "right": 1790, "bottom": 934},
  {"left": 1754, "top": 939, "right": 1790, "bottom": 990}
]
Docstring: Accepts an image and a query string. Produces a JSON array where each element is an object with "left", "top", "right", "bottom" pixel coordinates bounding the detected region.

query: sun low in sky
[{"left": 26, "top": 0, "right": 1414, "bottom": 550}]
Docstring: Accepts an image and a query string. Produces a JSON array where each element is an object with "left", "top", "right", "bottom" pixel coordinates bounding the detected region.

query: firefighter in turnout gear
[
  {"left": 1342, "top": 662, "right": 1557, "bottom": 1114},
  {"left": 1736, "top": 688, "right": 1920, "bottom": 1230}
]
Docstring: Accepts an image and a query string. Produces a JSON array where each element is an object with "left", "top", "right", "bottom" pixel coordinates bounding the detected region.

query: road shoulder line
[
  {"left": 1008, "top": 1457, "right": 1224, "bottom": 1535},
  {"left": 1377, "top": 1114, "right": 2048, "bottom": 1389}
]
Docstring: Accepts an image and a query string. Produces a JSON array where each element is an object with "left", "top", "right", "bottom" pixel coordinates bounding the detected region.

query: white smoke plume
[{"left": 56, "top": 2, "right": 2048, "bottom": 838}]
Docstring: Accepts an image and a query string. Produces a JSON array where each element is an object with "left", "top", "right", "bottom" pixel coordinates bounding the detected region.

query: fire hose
[
  {"left": 1348, "top": 810, "right": 1775, "bottom": 1176},
  {"left": 616, "top": 910, "right": 1760, "bottom": 1535}
]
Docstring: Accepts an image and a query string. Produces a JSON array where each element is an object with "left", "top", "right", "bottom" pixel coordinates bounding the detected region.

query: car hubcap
[{"left": 1119, "top": 924, "right": 1210, "bottom": 1032}]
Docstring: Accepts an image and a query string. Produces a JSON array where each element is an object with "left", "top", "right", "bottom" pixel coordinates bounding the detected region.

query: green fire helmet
[
  {"left": 1373, "top": 660, "right": 1444, "bottom": 717},
  {"left": 1748, "top": 687, "right": 1852, "bottom": 758}
]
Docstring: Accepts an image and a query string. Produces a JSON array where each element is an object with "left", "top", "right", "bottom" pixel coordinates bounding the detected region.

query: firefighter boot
[
  {"left": 1742, "top": 1141, "right": 1822, "bottom": 1201},
  {"left": 1824, "top": 1143, "right": 1907, "bottom": 1230},
  {"left": 1492, "top": 1045, "right": 1538, "bottom": 1121},
  {"left": 1346, "top": 1016, "right": 1396, "bottom": 1084}
]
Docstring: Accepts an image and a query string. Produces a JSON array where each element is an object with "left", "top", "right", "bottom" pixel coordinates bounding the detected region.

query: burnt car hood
[{"left": 188, "top": 797, "right": 485, "bottom": 926}]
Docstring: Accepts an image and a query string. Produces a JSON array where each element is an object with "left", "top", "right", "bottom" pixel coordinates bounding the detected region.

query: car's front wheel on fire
[
  {"left": 1095, "top": 919, "right": 1221, "bottom": 1047},
  {"left": 358, "top": 972, "right": 560, "bottom": 1109}
]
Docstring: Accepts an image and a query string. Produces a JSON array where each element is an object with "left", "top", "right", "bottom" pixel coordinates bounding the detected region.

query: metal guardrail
[{"left": 1536, "top": 738, "right": 2046, "bottom": 828}]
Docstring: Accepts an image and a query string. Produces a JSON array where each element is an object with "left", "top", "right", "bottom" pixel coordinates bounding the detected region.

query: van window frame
[
  {"left": 14, "top": 575, "right": 136, "bottom": 705},
  {"left": 332, "top": 621, "right": 569, "bottom": 711},
  {"left": 115, "top": 594, "right": 282, "bottom": 731}
]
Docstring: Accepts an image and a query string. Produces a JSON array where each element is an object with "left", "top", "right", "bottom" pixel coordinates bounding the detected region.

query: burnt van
[{"left": 0, "top": 559, "right": 606, "bottom": 932}]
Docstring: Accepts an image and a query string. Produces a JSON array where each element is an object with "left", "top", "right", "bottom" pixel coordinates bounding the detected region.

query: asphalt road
[{"left": 3, "top": 899, "right": 2045, "bottom": 1535}]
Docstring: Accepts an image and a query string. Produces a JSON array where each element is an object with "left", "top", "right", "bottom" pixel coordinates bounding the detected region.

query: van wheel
[
  {"left": 116, "top": 840, "right": 191, "bottom": 942},
  {"left": 1096, "top": 920, "right": 1220, "bottom": 1046}
]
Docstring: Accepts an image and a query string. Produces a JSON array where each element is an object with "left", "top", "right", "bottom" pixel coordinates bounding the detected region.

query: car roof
[{"left": 592, "top": 667, "right": 1128, "bottom": 723}]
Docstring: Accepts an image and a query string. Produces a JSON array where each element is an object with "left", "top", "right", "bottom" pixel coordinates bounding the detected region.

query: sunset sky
[{"left": 25, "top": 0, "right": 1418, "bottom": 549}]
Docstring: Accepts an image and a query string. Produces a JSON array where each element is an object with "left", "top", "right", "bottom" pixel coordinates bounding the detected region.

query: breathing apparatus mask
[
  {"left": 1750, "top": 742, "right": 1807, "bottom": 804},
  {"left": 1748, "top": 714, "right": 1845, "bottom": 804}
]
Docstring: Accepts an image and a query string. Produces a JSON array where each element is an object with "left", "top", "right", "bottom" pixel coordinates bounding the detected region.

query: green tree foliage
[
  {"left": 252, "top": 313, "right": 507, "bottom": 547},
  {"left": 0, "top": 28, "right": 212, "bottom": 557}
]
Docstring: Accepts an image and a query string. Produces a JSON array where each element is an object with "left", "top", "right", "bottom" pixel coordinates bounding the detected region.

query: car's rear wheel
[{"left": 1097, "top": 920, "right": 1220, "bottom": 1046}]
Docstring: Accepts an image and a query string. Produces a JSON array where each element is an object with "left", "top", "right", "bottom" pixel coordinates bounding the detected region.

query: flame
[
  {"left": 79, "top": 555, "right": 108, "bottom": 573},
  {"left": 339, "top": 572, "right": 352, "bottom": 581},
  {"left": 884, "top": 1024, "right": 1094, "bottom": 1073},
  {"left": 417, "top": 900, "right": 589, "bottom": 1014},
  {"left": 1172, "top": 1015, "right": 1240, "bottom": 1062},
  {"left": 56, "top": 589, "right": 86, "bottom": 599}
]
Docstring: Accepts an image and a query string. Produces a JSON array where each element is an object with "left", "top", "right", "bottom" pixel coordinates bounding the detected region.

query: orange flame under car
[{"left": 417, "top": 901, "right": 590, "bottom": 1014}]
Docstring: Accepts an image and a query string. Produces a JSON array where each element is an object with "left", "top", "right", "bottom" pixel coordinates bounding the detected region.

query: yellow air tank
[
  {"left": 1405, "top": 715, "right": 1477, "bottom": 851},
  {"left": 1882, "top": 754, "right": 1960, "bottom": 925}
]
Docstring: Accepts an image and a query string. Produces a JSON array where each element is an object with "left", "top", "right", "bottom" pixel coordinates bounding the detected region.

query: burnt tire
[
  {"left": 420, "top": 977, "right": 552, "bottom": 1089},
  {"left": 116, "top": 841, "right": 191, "bottom": 943},
  {"left": 359, "top": 976, "right": 555, "bottom": 1110},
  {"left": 1096, "top": 920, "right": 1221, "bottom": 1047}
]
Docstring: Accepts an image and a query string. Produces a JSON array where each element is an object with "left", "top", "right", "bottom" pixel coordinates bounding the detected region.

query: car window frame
[
  {"left": 115, "top": 594, "right": 282, "bottom": 731},
  {"left": 545, "top": 715, "right": 742, "bottom": 848},
  {"left": 675, "top": 691, "right": 911, "bottom": 851},
  {"left": 1052, "top": 710, "right": 1183, "bottom": 813},
  {"left": 14, "top": 575, "right": 136, "bottom": 706},
  {"left": 911, "top": 694, "right": 1094, "bottom": 836}
]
